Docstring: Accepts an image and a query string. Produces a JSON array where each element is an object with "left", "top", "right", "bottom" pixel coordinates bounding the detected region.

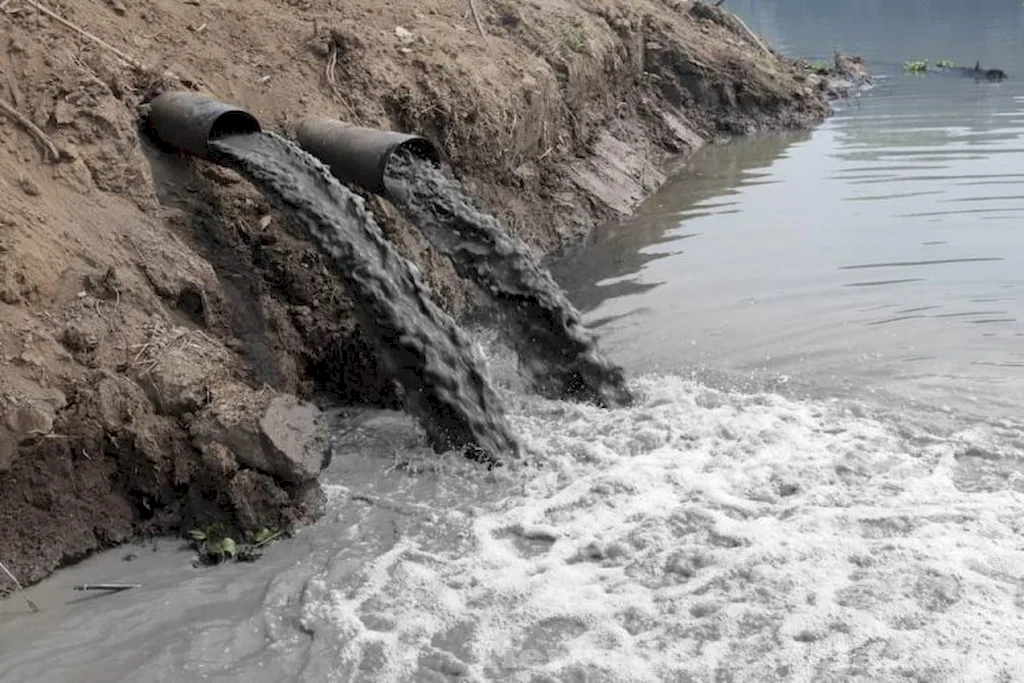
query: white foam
[{"left": 302, "top": 374, "right": 1024, "bottom": 681}]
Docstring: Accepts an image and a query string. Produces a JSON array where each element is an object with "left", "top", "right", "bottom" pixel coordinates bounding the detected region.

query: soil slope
[{"left": 0, "top": 0, "right": 831, "bottom": 588}]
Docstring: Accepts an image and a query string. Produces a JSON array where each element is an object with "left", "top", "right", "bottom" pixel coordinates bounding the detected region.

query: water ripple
[{"left": 839, "top": 257, "right": 1004, "bottom": 270}]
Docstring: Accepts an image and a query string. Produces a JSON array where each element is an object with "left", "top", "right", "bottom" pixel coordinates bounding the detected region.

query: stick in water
[
  {"left": 73, "top": 583, "right": 140, "bottom": 592},
  {"left": 0, "top": 559, "right": 40, "bottom": 612}
]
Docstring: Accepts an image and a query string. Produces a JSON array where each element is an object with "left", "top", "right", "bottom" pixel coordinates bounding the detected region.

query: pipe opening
[
  {"left": 394, "top": 138, "right": 442, "bottom": 168},
  {"left": 208, "top": 110, "right": 262, "bottom": 141},
  {"left": 381, "top": 139, "right": 442, "bottom": 194},
  {"left": 142, "top": 91, "right": 262, "bottom": 160},
  {"left": 293, "top": 118, "right": 443, "bottom": 197}
]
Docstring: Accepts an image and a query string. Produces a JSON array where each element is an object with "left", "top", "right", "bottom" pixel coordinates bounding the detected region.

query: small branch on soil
[
  {"left": 250, "top": 530, "right": 283, "bottom": 549},
  {"left": 22, "top": 433, "right": 71, "bottom": 452},
  {"left": 130, "top": 341, "right": 154, "bottom": 365},
  {"left": 324, "top": 37, "right": 363, "bottom": 125},
  {"left": 130, "top": 328, "right": 216, "bottom": 375},
  {"left": 725, "top": 9, "right": 773, "bottom": 59},
  {"left": 467, "top": 0, "right": 487, "bottom": 38},
  {"left": 5, "top": 71, "right": 24, "bottom": 109},
  {"left": 0, "top": 559, "right": 40, "bottom": 612},
  {"left": 0, "top": 96, "right": 59, "bottom": 162},
  {"left": 22, "top": 0, "right": 145, "bottom": 71},
  {"left": 73, "top": 583, "right": 140, "bottom": 592}
]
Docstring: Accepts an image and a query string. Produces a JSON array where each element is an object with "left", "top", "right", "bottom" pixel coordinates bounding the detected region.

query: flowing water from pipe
[
  {"left": 207, "top": 132, "right": 518, "bottom": 460},
  {"left": 384, "top": 153, "right": 633, "bottom": 409}
]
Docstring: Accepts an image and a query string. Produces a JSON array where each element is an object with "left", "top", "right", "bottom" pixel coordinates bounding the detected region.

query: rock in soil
[{"left": 258, "top": 394, "right": 331, "bottom": 484}]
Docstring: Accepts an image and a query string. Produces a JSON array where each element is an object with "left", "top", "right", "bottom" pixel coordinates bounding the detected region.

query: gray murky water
[
  {"left": 555, "top": 0, "right": 1024, "bottom": 421},
  {"left": 4, "top": 2, "right": 1024, "bottom": 681}
]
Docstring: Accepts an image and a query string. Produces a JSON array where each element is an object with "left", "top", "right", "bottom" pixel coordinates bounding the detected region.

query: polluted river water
[
  {"left": 554, "top": 0, "right": 1024, "bottom": 424},
  {"left": 3, "top": 1, "right": 1024, "bottom": 681}
]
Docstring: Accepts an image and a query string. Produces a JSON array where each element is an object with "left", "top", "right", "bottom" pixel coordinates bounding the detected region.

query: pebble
[
  {"left": 395, "top": 26, "right": 414, "bottom": 45},
  {"left": 18, "top": 176, "right": 40, "bottom": 197}
]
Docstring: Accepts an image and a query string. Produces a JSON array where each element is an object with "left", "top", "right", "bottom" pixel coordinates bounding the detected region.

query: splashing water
[
  {"left": 296, "top": 375, "right": 1024, "bottom": 682},
  {"left": 384, "top": 152, "right": 633, "bottom": 409},
  {"left": 208, "top": 132, "right": 518, "bottom": 460},
  {"left": 2, "top": 373, "right": 1024, "bottom": 682}
]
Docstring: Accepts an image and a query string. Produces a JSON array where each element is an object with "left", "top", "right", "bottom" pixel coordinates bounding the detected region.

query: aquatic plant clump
[{"left": 904, "top": 59, "right": 929, "bottom": 74}]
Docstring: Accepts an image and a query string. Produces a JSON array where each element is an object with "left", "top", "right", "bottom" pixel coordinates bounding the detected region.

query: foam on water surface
[
  {"left": 2, "top": 373, "right": 1023, "bottom": 683},
  {"left": 299, "top": 375, "right": 1024, "bottom": 682}
]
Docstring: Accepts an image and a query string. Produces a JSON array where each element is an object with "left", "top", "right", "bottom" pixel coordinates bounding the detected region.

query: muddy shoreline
[{"left": 1, "top": 0, "right": 843, "bottom": 589}]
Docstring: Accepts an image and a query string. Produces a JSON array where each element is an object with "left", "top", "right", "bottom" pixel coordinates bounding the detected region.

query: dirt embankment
[{"left": 0, "top": 0, "right": 832, "bottom": 587}]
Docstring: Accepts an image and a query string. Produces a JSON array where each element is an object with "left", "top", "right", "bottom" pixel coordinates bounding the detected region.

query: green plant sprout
[
  {"left": 188, "top": 524, "right": 282, "bottom": 565},
  {"left": 558, "top": 24, "right": 587, "bottom": 53}
]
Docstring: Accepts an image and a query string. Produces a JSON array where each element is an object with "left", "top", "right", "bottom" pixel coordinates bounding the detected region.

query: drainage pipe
[
  {"left": 294, "top": 118, "right": 442, "bottom": 197},
  {"left": 145, "top": 91, "right": 261, "bottom": 160}
]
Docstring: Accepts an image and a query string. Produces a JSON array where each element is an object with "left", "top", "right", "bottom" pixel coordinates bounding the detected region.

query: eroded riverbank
[{"left": 1, "top": 0, "right": 835, "bottom": 588}]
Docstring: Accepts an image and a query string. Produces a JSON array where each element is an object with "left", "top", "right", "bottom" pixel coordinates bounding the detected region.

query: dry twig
[
  {"left": 22, "top": 0, "right": 145, "bottom": 71},
  {"left": 74, "top": 583, "right": 140, "bottom": 592},
  {"left": 324, "top": 39, "right": 363, "bottom": 124},
  {"left": 0, "top": 559, "right": 40, "bottom": 613},
  {"left": 0, "top": 97, "right": 59, "bottom": 162},
  {"left": 724, "top": 8, "right": 773, "bottom": 59},
  {"left": 468, "top": 0, "right": 487, "bottom": 38}
]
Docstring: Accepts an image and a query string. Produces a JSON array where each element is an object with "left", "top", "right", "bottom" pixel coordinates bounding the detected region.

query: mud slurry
[
  {"left": 385, "top": 153, "right": 632, "bottom": 408},
  {"left": 208, "top": 133, "right": 518, "bottom": 461}
]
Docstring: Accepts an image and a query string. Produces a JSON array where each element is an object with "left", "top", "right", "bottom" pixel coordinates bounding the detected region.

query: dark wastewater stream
[
  {"left": 209, "top": 132, "right": 518, "bottom": 461},
  {"left": 383, "top": 152, "right": 632, "bottom": 409}
]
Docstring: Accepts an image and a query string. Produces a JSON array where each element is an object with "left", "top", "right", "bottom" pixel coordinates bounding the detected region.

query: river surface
[
  {"left": 3, "top": 2, "right": 1024, "bottom": 682},
  {"left": 555, "top": 0, "right": 1024, "bottom": 421}
]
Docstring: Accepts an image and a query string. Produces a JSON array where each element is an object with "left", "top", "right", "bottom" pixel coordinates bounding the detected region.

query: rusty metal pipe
[
  {"left": 144, "top": 91, "right": 261, "bottom": 159},
  {"left": 294, "top": 118, "right": 442, "bottom": 197}
]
